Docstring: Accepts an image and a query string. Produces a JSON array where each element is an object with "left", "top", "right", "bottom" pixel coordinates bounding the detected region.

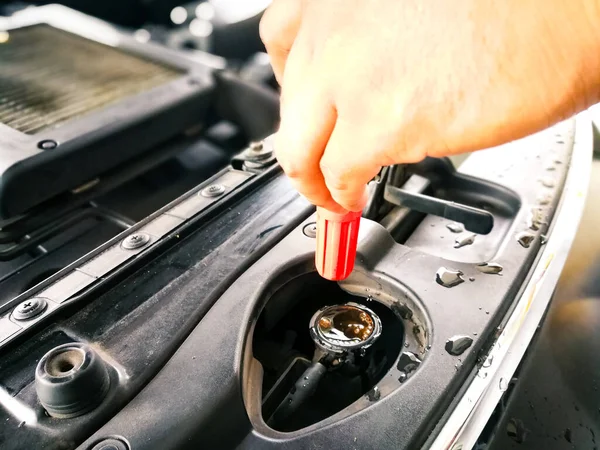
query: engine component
[
  {"left": 35, "top": 343, "right": 110, "bottom": 418},
  {"left": 309, "top": 302, "right": 382, "bottom": 355}
]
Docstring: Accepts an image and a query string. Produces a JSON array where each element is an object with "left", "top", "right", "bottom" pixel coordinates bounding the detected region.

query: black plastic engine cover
[{"left": 72, "top": 119, "right": 577, "bottom": 450}]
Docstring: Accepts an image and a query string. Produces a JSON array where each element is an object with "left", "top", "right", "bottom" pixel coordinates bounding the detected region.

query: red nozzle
[{"left": 315, "top": 207, "right": 362, "bottom": 281}]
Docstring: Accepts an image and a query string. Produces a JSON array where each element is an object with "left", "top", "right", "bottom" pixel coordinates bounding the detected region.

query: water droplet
[
  {"left": 304, "top": 376, "right": 309, "bottom": 380},
  {"left": 537, "top": 193, "right": 552, "bottom": 205},
  {"left": 476, "top": 262, "right": 503, "bottom": 275},
  {"left": 564, "top": 428, "right": 572, "bottom": 443},
  {"left": 398, "top": 373, "right": 407, "bottom": 383},
  {"left": 397, "top": 352, "right": 422, "bottom": 375},
  {"left": 404, "top": 342, "right": 409, "bottom": 348},
  {"left": 454, "top": 234, "right": 476, "bottom": 249},
  {"left": 499, "top": 378, "right": 508, "bottom": 392},
  {"left": 426, "top": 345, "right": 432, "bottom": 351},
  {"left": 517, "top": 232, "right": 535, "bottom": 248},
  {"left": 486, "top": 311, "right": 490, "bottom": 315},
  {"left": 436, "top": 267, "right": 465, "bottom": 288},
  {"left": 290, "top": 386, "right": 296, "bottom": 394},
  {"left": 483, "top": 355, "right": 493, "bottom": 367},
  {"left": 540, "top": 234, "right": 548, "bottom": 245},
  {"left": 478, "top": 307, "right": 482, "bottom": 310},
  {"left": 288, "top": 398, "right": 293, "bottom": 404},
  {"left": 478, "top": 371, "right": 488, "bottom": 379},
  {"left": 366, "top": 386, "right": 381, "bottom": 401},
  {"left": 541, "top": 177, "right": 555, "bottom": 188},
  {"left": 469, "top": 277, "right": 475, "bottom": 282},
  {"left": 528, "top": 207, "right": 545, "bottom": 231},
  {"left": 507, "top": 418, "right": 528, "bottom": 443},
  {"left": 445, "top": 335, "right": 474, "bottom": 356},
  {"left": 447, "top": 222, "right": 464, "bottom": 233}
]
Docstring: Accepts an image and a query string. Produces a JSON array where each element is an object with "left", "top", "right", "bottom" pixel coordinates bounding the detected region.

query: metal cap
[{"left": 309, "top": 302, "right": 382, "bottom": 354}]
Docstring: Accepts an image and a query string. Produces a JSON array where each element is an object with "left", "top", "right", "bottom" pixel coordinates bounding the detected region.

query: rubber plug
[
  {"left": 35, "top": 343, "right": 110, "bottom": 418},
  {"left": 91, "top": 438, "right": 129, "bottom": 450},
  {"left": 315, "top": 207, "right": 362, "bottom": 281}
]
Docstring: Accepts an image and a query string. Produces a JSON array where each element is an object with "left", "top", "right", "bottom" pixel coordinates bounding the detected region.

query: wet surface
[
  {"left": 435, "top": 267, "right": 465, "bottom": 288},
  {"left": 484, "top": 158, "right": 600, "bottom": 450},
  {"left": 445, "top": 335, "right": 473, "bottom": 356},
  {"left": 454, "top": 234, "right": 476, "bottom": 249},
  {"left": 506, "top": 418, "right": 528, "bottom": 444},
  {"left": 447, "top": 223, "right": 464, "bottom": 233},
  {"left": 541, "top": 177, "right": 556, "bottom": 188},
  {"left": 366, "top": 386, "right": 381, "bottom": 402},
  {"left": 397, "top": 351, "right": 422, "bottom": 382},
  {"left": 528, "top": 208, "right": 545, "bottom": 231},
  {"left": 517, "top": 232, "right": 535, "bottom": 248},
  {"left": 477, "top": 262, "right": 504, "bottom": 275}
]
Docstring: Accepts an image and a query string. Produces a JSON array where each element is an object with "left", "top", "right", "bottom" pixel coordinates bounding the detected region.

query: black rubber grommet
[
  {"left": 91, "top": 438, "right": 129, "bottom": 450},
  {"left": 35, "top": 343, "right": 110, "bottom": 418}
]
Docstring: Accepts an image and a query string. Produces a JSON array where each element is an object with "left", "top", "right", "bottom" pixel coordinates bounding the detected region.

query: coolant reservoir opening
[{"left": 251, "top": 271, "right": 405, "bottom": 432}]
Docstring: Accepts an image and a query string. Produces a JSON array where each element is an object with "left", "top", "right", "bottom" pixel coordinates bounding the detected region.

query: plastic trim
[{"left": 428, "top": 111, "right": 593, "bottom": 450}]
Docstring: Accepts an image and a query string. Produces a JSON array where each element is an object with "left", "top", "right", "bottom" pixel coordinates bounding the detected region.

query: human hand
[{"left": 260, "top": 0, "right": 600, "bottom": 213}]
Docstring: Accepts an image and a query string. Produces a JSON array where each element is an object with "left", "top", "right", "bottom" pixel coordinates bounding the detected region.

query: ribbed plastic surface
[
  {"left": 315, "top": 207, "right": 361, "bottom": 281},
  {"left": 0, "top": 25, "right": 182, "bottom": 134}
]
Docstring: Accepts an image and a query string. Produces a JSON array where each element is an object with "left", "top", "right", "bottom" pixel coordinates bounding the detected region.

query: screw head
[
  {"left": 38, "top": 140, "right": 58, "bottom": 150},
  {"left": 303, "top": 222, "right": 317, "bottom": 238},
  {"left": 200, "top": 184, "right": 225, "bottom": 198},
  {"left": 122, "top": 233, "right": 150, "bottom": 250},
  {"left": 13, "top": 297, "right": 48, "bottom": 321}
]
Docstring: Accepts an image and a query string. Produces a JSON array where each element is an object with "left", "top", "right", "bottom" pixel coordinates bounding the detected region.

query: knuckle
[
  {"left": 320, "top": 160, "right": 349, "bottom": 192},
  {"left": 277, "top": 154, "right": 304, "bottom": 180},
  {"left": 258, "top": 10, "right": 277, "bottom": 46}
]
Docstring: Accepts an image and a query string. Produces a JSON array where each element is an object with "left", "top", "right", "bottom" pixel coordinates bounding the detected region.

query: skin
[{"left": 260, "top": 0, "right": 600, "bottom": 214}]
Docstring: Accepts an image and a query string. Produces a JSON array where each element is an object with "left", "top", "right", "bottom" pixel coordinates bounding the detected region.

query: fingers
[
  {"left": 259, "top": 0, "right": 303, "bottom": 85},
  {"left": 319, "top": 120, "right": 383, "bottom": 212},
  {"left": 276, "top": 83, "right": 346, "bottom": 213}
]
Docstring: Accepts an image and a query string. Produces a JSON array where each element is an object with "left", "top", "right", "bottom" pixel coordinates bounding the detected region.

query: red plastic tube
[{"left": 315, "top": 207, "right": 362, "bottom": 281}]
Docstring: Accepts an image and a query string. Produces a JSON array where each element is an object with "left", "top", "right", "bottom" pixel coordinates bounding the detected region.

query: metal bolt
[
  {"left": 249, "top": 141, "right": 264, "bottom": 152},
  {"left": 122, "top": 233, "right": 150, "bottom": 250},
  {"left": 242, "top": 160, "right": 267, "bottom": 172},
  {"left": 38, "top": 140, "right": 58, "bottom": 150},
  {"left": 244, "top": 140, "right": 273, "bottom": 162},
  {"left": 90, "top": 438, "right": 129, "bottom": 450},
  {"left": 303, "top": 222, "right": 317, "bottom": 238},
  {"left": 200, "top": 184, "right": 225, "bottom": 198},
  {"left": 13, "top": 297, "right": 48, "bottom": 321}
]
